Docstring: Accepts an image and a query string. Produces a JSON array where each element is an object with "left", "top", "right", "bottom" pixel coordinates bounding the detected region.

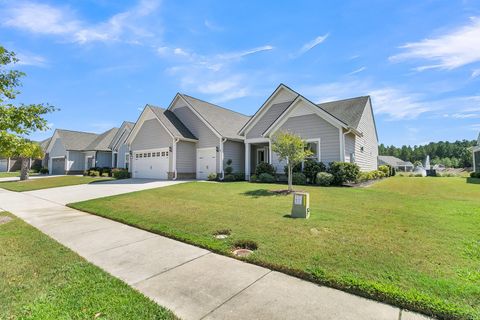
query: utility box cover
[{"left": 291, "top": 192, "right": 310, "bottom": 218}]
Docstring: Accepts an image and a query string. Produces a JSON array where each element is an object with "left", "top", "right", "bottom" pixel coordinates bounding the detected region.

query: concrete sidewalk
[{"left": 0, "top": 188, "right": 430, "bottom": 320}]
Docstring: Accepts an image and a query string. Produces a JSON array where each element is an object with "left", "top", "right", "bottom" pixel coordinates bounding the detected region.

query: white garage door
[
  {"left": 197, "top": 147, "right": 217, "bottom": 180},
  {"left": 133, "top": 149, "right": 170, "bottom": 179},
  {"left": 0, "top": 159, "right": 7, "bottom": 172}
]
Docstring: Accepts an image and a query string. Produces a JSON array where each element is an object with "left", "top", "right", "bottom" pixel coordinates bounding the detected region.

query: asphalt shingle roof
[
  {"left": 181, "top": 94, "right": 250, "bottom": 140},
  {"left": 85, "top": 127, "right": 119, "bottom": 151},
  {"left": 317, "top": 96, "right": 370, "bottom": 129},
  {"left": 378, "top": 155, "right": 414, "bottom": 167},
  {"left": 55, "top": 128, "right": 118, "bottom": 151},
  {"left": 148, "top": 105, "right": 197, "bottom": 140}
]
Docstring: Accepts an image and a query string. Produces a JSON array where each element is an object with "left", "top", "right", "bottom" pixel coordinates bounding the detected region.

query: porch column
[
  {"left": 245, "top": 142, "right": 250, "bottom": 180},
  {"left": 268, "top": 139, "right": 272, "bottom": 164}
]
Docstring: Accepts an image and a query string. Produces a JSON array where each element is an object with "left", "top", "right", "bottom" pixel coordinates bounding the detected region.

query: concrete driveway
[{"left": 24, "top": 178, "right": 189, "bottom": 205}]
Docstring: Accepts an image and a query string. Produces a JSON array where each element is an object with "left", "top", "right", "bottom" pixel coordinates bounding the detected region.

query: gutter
[
  {"left": 172, "top": 138, "right": 180, "bottom": 180},
  {"left": 220, "top": 137, "right": 227, "bottom": 180}
]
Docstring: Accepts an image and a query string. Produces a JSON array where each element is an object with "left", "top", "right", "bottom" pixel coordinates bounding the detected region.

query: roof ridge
[
  {"left": 317, "top": 95, "right": 370, "bottom": 105},
  {"left": 57, "top": 128, "right": 99, "bottom": 135},
  {"left": 181, "top": 93, "right": 250, "bottom": 118}
]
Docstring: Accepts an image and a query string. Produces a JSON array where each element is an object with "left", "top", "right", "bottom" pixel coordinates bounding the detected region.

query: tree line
[{"left": 379, "top": 140, "right": 477, "bottom": 168}]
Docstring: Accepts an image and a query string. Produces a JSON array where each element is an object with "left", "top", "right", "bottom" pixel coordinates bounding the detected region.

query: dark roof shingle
[
  {"left": 317, "top": 96, "right": 370, "bottom": 129},
  {"left": 148, "top": 105, "right": 197, "bottom": 140}
]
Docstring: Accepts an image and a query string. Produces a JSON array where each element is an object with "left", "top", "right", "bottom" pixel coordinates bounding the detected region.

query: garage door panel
[
  {"left": 133, "top": 149, "right": 169, "bottom": 179},
  {"left": 52, "top": 158, "right": 65, "bottom": 175}
]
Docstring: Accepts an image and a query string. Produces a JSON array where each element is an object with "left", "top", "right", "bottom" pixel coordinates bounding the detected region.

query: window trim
[{"left": 305, "top": 138, "right": 321, "bottom": 161}]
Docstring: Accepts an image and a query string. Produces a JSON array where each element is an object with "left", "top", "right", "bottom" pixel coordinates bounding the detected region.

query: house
[
  {"left": 240, "top": 84, "right": 379, "bottom": 179},
  {"left": 473, "top": 132, "right": 480, "bottom": 173},
  {"left": 126, "top": 83, "right": 379, "bottom": 180},
  {"left": 45, "top": 128, "right": 118, "bottom": 175},
  {"left": 109, "top": 121, "right": 135, "bottom": 169},
  {"left": 126, "top": 93, "right": 249, "bottom": 180},
  {"left": 378, "top": 155, "right": 414, "bottom": 172}
]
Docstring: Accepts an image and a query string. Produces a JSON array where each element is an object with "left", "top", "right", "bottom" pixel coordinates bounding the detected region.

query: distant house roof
[
  {"left": 317, "top": 96, "right": 370, "bottom": 130},
  {"left": 148, "top": 105, "right": 197, "bottom": 140},
  {"left": 53, "top": 128, "right": 117, "bottom": 151},
  {"left": 378, "top": 155, "right": 414, "bottom": 168},
  {"left": 39, "top": 137, "right": 51, "bottom": 151},
  {"left": 181, "top": 94, "right": 251, "bottom": 140}
]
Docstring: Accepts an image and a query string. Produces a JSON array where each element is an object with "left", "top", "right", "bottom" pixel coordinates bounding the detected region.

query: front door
[{"left": 197, "top": 147, "right": 216, "bottom": 180}]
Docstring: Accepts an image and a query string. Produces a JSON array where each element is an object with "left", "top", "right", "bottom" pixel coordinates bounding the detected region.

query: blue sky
[{"left": 1, "top": 0, "right": 480, "bottom": 146}]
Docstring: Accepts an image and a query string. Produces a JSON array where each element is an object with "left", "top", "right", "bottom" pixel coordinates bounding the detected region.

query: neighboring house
[
  {"left": 45, "top": 128, "right": 118, "bottom": 175},
  {"left": 126, "top": 93, "right": 250, "bottom": 180},
  {"left": 378, "top": 155, "right": 414, "bottom": 172},
  {"left": 126, "top": 83, "right": 378, "bottom": 180},
  {"left": 109, "top": 121, "right": 135, "bottom": 169},
  {"left": 0, "top": 157, "right": 20, "bottom": 172},
  {"left": 39, "top": 137, "right": 51, "bottom": 168},
  {"left": 239, "top": 84, "right": 379, "bottom": 179},
  {"left": 473, "top": 132, "right": 480, "bottom": 173}
]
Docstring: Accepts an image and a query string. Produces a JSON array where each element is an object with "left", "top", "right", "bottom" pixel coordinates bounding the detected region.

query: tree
[
  {"left": 271, "top": 131, "right": 312, "bottom": 192},
  {"left": 0, "top": 46, "right": 55, "bottom": 180}
]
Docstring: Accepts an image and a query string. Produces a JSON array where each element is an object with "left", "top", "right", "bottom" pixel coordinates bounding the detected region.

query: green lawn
[
  {"left": 0, "top": 212, "right": 176, "bottom": 320},
  {"left": 0, "top": 171, "right": 38, "bottom": 178},
  {"left": 69, "top": 177, "right": 480, "bottom": 319},
  {"left": 0, "top": 176, "right": 113, "bottom": 192}
]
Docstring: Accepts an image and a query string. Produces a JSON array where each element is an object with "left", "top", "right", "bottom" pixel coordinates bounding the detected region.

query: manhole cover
[
  {"left": 0, "top": 216, "right": 13, "bottom": 225},
  {"left": 232, "top": 248, "right": 253, "bottom": 257}
]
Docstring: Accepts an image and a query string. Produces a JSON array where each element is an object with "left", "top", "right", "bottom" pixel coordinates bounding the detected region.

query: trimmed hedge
[
  {"left": 112, "top": 168, "right": 130, "bottom": 179},
  {"left": 328, "top": 162, "right": 360, "bottom": 185}
]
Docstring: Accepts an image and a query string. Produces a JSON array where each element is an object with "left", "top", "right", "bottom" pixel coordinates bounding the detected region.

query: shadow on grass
[
  {"left": 466, "top": 177, "right": 480, "bottom": 184},
  {"left": 242, "top": 189, "right": 275, "bottom": 198}
]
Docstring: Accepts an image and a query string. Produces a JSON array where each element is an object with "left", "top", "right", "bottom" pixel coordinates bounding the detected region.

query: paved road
[{"left": 0, "top": 182, "right": 430, "bottom": 320}]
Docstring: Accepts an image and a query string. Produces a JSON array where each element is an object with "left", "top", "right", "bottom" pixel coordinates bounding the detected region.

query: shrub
[
  {"left": 30, "top": 163, "right": 42, "bottom": 173},
  {"left": 303, "top": 160, "right": 326, "bottom": 184},
  {"left": 378, "top": 165, "right": 390, "bottom": 177},
  {"left": 207, "top": 173, "right": 217, "bottom": 181},
  {"left": 258, "top": 173, "right": 275, "bottom": 183},
  {"left": 101, "top": 172, "right": 109, "bottom": 177},
  {"left": 89, "top": 170, "right": 100, "bottom": 177},
  {"left": 101, "top": 167, "right": 112, "bottom": 177},
  {"left": 470, "top": 172, "right": 480, "bottom": 178},
  {"left": 316, "top": 172, "right": 334, "bottom": 186},
  {"left": 283, "top": 162, "right": 302, "bottom": 175},
  {"left": 225, "top": 159, "right": 233, "bottom": 175},
  {"left": 39, "top": 167, "right": 49, "bottom": 174},
  {"left": 223, "top": 174, "right": 235, "bottom": 182},
  {"left": 327, "top": 162, "right": 360, "bottom": 185},
  {"left": 233, "top": 239, "right": 258, "bottom": 251},
  {"left": 292, "top": 172, "right": 306, "bottom": 185},
  {"left": 112, "top": 168, "right": 130, "bottom": 179},
  {"left": 234, "top": 172, "right": 245, "bottom": 181},
  {"left": 250, "top": 174, "right": 258, "bottom": 182},
  {"left": 255, "top": 162, "right": 276, "bottom": 176}
]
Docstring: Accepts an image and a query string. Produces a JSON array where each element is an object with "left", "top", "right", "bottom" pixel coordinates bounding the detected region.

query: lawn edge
[{"left": 67, "top": 202, "right": 474, "bottom": 320}]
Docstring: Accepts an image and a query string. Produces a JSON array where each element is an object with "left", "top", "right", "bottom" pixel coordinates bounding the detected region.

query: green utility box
[{"left": 291, "top": 192, "right": 310, "bottom": 219}]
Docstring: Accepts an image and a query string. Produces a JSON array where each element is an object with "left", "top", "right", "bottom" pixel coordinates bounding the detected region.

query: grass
[
  {"left": 0, "top": 171, "right": 38, "bottom": 178},
  {"left": 69, "top": 177, "right": 480, "bottom": 320},
  {"left": 0, "top": 176, "right": 113, "bottom": 192},
  {"left": 0, "top": 211, "right": 176, "bottom": 320}
]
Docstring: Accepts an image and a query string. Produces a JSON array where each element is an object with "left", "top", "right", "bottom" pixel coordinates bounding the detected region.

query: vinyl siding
[
  {"left": 171, "top": 101, "right": 219, "bottom": 148},
  {"left": 176, "top": 141, "right": 196, "bottom": 173},
  {"left": 49, "top": 138, "right": 66, "bottom": 158},
  {"left": 354, "top": 100, "right": 379, "bottom": 171},
  {"left": 223, "top": 140, "right": 244, "bottom": 173},
  {"left": 246, "top": 101, "right": 292, "bottom": 139},
  {"left": 67, "top": 151, "right": 84, "bottom": 171},
  {"left": 116, "top": 144, "right": 129, "bottom": 168},
  {"left": 96, "top": 151, "right": 112, "bottom": 168},
  {"left": 277, "top": 113, "right": 341, "bottom": 164},
  {"left": 131, "top": 119, "right": 172, "bottom": 150}
]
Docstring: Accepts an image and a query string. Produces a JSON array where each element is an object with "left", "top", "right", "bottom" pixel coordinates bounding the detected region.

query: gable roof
[
  {"left": 85, "top": 127, "right": 119, "bottom": 151},
  {"left": 180, "top": 94, "right": 250, "bottom": 140},
  {"left": 109, "top": 121, "right": 135, "bottom": 150},
  {"left": 39, "top": 137, "right": 51, "bottom": 151},
  {"left": 317, "top": 96, "right": 370, "bottom": 130},
  {"left": 378, "top": 155, "right": 414, "bottom": 167},
  {"left": 148, "top": 105, "right": 197, "bottom": 140}
]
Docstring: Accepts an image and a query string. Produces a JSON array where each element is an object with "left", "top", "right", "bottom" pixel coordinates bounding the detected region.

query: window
[
  {"left": 139, "top": 153, "right": 143, "bottom": 158},
  {"left": 144, "top": 153, "right": 147, "bottom": 157},
  {"left": 257, "top": 149, "right": 265, "bottom": 164},
  {"left": 126, "top": 154, "right": 130, "bottom": 162},
  {"left": 157, "top": 152, "right": 161, "bottom": 157},
  {"left": 305, "top": 141, "right": 319, "bottom": 160},
  {"left": 152, "top": 152, "right": 156, "bottom": 157},
  {"left": 147, "top": 152, "right": 151, "bottom": 157},
  {"left": 165, "top": 151, "right": 169, "bottom": 157},
  {"left": 135, "top": 154, "right": 139, "bottom": 159}
]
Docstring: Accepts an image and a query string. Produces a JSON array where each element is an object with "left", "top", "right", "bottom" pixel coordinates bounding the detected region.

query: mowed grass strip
[
  {"left": 0, "top": 176, "right": 113, "bottom": 192},
  {"left": 69, "top": 177, "right": 480, "bottom": 319},
  {"left": 0, "top": 211, "right": 176, "bottom": 320}
]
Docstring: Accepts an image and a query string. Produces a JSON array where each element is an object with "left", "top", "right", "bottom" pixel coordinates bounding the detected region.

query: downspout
[
  {"left": 220, "top": 138, "right": 227, "bottom": 180},
  {"left": 172, "top": 138, "right": 179, "bottom": 180},
  {"left": 343, "top": 128, "right": 353, "bottom": 163}
]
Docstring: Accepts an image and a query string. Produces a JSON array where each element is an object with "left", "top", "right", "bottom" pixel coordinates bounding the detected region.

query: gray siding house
[
  {"left": 473, "top": 133, "right": 480, "bottom": 173},
  {"left": 109, "top": 121, "right": 135, "bottom": 169},
  {"left": 45, "top": 128, "right": 118, "bottom": 175},
  {"left": 126, "top": 84, "right": 379, "bottom": 180},
  {"left": 126, "top": 94, "right": 249, "bottom": 180},
  {"left": 239, "top": 84, "right": 379, "bottom": 179},
  {"left": 378, "top": 155, "right": 414, "bottom": 172}
]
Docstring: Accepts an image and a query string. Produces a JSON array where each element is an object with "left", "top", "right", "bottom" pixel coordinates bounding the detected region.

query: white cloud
[
  {"left": 217, "top": 45, "right": 274, "bottom": 60},
  {"left": 347, "top": 66, "right": 366, "bottom": 75},
  {"left": 204, "top": 19, "right": 223, "bottom": 31},
  {"left": 1, "top": 0, "right": 161, "bottom": 44},
  {"left": 472, "top": 69, "right": 480, "bottom": 78},
  {"left": 173, "top": 48, "right": 189, "bottom": 57},
  {"left": 390, "top": 17, "right": 480, "bottom": 70},
  {"left": 295, "top": 33, "right": 329, "bottom": 57},
  {"left": 451, "top": 113, "right": 480, "bottom": 119},
  {"left": 16, "top": 52, "right": 47, "bottom": 67}
]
